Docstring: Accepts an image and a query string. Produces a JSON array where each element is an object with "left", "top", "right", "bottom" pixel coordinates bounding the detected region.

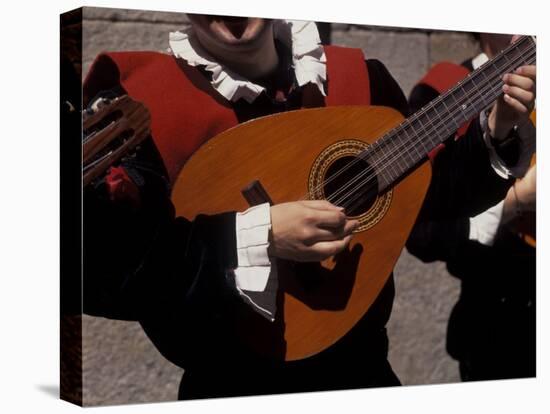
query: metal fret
[
  {"left": 429, "top": 104, "right": 453, "bottom": 139},
  {"left": 402, "top": 119, "right": 423, "bottom": 159},
  {"left": 395, "top": 122, "right": 419, "bottom": 171},
  {"left": 438, "top": 99, "right": 456, "bottom": 141}
]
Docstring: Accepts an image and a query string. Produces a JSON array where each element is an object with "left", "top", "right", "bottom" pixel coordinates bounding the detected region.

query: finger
[
  {"left": 303, "top": 199, "right": 343, "bottom": 211},
  {"left": 502, "top": 84, "right": 535, "bottom": 107},
  {"left": 503, "top": 93, "right": 529, "bottom": 114},
  {"left": 306, "top": 219, "right": 359, "bottom": 244},
  {"left": 503, "top": 73, "right": 535, "bottom": 92},
  {"left": 311, "top": 234, "right": 354, "bottom": 259},
  {"left": 514, "top": 65, "right": 536, "bottom": 81},
  {"left": 310, "top": 208, "right": 347, "bottom": 228}
]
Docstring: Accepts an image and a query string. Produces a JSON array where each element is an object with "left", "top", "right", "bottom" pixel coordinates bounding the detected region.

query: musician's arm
[
  {"left": 406, "top": 78, "right": 534, "bottom": 262},
  {"left": 368, "top": 59, "right": 501, "bottom": 246},
  {"left": 82, "top": 138, "right": 240, "bottom": 320},
  {"left": 406, "top": 77, "right": 506, "bottom": 260},
  {"left": 83, "top": 56, "right": 280, "bottom": 318}
]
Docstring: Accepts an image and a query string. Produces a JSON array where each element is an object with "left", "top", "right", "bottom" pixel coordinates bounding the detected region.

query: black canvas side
[{"left": 60, "top": 7, "right": 83, "bottom": 407}]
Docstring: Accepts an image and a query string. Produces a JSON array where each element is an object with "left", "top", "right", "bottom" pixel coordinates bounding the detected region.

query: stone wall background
[{"left": 79, "top": 6, "right": 484, "bottom": 406}]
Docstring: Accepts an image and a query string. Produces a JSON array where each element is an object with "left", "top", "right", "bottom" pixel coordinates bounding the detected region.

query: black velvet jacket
[{"left": 405, "top": 57, "right": 535, "bottom": 381}]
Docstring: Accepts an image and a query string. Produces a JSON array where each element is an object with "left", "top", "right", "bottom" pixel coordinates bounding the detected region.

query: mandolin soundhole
[
  {"left": 309, "top": 139, "right": 392, "bottom": 232},
  {"left": 323, "top": 156, "right": 377, "bottom": 217}
]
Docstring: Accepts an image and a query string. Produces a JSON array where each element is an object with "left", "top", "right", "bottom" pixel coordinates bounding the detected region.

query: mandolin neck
[{"left": 367, "top": 35, "right": 536, "bottom": 192}]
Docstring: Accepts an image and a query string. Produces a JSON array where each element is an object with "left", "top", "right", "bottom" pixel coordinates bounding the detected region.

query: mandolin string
[
  {"left": 335, "top": 47, "right": 536, "bottom": 212},
  {"left": 325, "top": 40, "right": 535, "bottom": 207},
  {"left": 324, "top": 37, "right": 534, "bottom": 204},
  {"left": 336, "top": 46, "right": 536, "bottom": 212},
  {"left": 299, "top": 37, "right": 535, "bottom": 204},
  {"left": 322, "top": 43, "right": 535, "bottom": 208},
  {"left": 329, "top": 49, "right": 540, "bottom": 207},
  {"left": 331, "top": 42, "right": 537, "bottom": 208},
  {"left": 335, "top": 45, "right": 536, "bottom": 210}
]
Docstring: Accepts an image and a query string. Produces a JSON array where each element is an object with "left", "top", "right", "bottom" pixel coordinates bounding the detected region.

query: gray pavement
[{"left": 78, "top": 6, "right": 480, "bottom": 405}]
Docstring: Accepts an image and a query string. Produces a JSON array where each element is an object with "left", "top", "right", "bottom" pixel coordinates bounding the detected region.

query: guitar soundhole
[{"left": 323, "top": 155, "right": 378, "bottom": 217}]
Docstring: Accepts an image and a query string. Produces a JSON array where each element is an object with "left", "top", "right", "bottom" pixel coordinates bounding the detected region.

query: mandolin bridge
[{"left": 241, "top": 180, "right": 274, "bottom": 207}]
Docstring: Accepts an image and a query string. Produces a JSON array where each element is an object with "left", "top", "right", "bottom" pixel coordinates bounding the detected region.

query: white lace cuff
[
  {"left": 480, "top": 111, "right": 536, "bottom": 179},
  {"left": 234, "top": 203, "right": 272, "bottom": 292}
]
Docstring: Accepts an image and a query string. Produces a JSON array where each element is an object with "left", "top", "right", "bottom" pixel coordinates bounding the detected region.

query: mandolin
[{"left": 172, "top": 36, "right": 536, "bottom": 361}]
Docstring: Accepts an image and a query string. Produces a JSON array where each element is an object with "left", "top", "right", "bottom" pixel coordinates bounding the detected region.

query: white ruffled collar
[{"left": 168, "top": 20, "right": 327, "bottom": 103}]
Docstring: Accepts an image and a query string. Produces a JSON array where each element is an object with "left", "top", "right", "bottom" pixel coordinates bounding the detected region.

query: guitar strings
[
  {"left": 321, "top": 39, "right": 535, "bottom": 207},
  {"left": 334, "top": 46, "right": 536, "bottom": 212},
  {"left": 299, "top": 37, "right": 534, "bottom": 205},
  {"left": 332, "top": 47, "right": 536, "bottom": 213}
]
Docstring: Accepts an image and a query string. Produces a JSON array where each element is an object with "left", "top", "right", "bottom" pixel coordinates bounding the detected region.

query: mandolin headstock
[{"left": 82, "top": 94, "right": 151, "bottom": 186}]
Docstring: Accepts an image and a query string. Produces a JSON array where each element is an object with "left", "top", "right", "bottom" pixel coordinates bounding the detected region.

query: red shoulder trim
[
  {"left": 84, "top": 51, "right": 239, "bottom": 184},
  {"left": 420, "top": 61, "right": 470, "bottom": 95},
  {"left": 324, "top": 45, "right": 371, "bottom": 106}
]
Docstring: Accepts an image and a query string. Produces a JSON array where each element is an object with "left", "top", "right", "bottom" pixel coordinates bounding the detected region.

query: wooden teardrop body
[{"left": 172, "top": 105, "right": 432, "bottom": 361}]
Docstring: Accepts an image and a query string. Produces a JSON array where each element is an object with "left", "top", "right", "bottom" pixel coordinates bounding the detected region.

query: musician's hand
[
  {"left": 488, "top": 60, "right": 536, "bottom": 139},
  {"left": 268, "top": 200, "right": 359, "bottom": 262}
]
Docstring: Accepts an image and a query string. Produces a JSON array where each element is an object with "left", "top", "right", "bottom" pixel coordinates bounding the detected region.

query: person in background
[{"left": 407, "top": 33, "right": 536, "bottom": 381}]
